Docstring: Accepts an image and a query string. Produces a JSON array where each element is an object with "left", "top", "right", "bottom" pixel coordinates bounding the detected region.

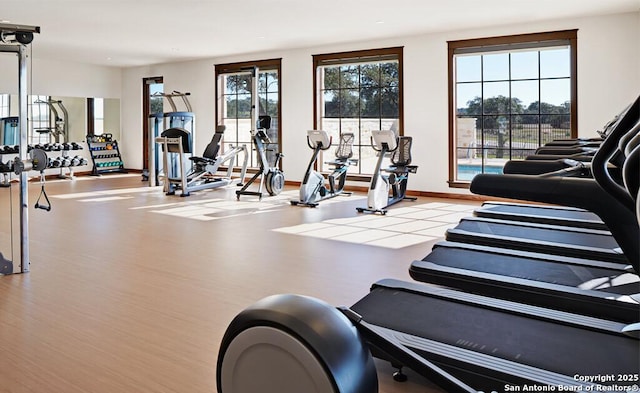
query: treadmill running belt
[
  {"left": 351, "top": 285, "right": 639, "bottom": 379},
  {"left": 424, "top": 246, "right": 637, "bottom": 292},
  {"left": 479, "top": 204, "right": 602, "bottom": 221},
  {"left": 452, "top": 219, "right": 618, "bottom": 250}
]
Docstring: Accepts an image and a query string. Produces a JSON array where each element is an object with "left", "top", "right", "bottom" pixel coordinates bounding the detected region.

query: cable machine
[
  {"left": 33, "top": 98, "right": 69, "bottom": 143},
  {"left": 0, "top": 22, "right": 41, "bottom": 275},
  {"left": 147, "top": 91, "right": 195, "bottom": 187}
]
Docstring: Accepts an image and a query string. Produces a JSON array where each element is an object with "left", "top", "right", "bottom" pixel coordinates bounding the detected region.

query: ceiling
[{"left": 1, "top": 0, "right": 639, "bottom": 68}]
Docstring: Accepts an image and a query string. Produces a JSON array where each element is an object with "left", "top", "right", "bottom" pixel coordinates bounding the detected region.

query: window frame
[
  {"left": 448, "top": 30, "right": 578, "bottom": 188},
  {"left": 313, "top": 46, "right": 404, "bottom": 179},
  {"left": 28, "top": 95, "right": 51, "bottom": 145},
  {"left": 214, "top": 58, "right": 282, "bottom": 170},
  {"left": 0, "top": 94, "right": 10, "bottom": 118}
]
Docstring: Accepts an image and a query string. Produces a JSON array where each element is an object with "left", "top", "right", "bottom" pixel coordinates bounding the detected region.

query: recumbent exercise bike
[
  {"left": 357, "top": 129, "right": 418, "bottom": 214},
  {"left": 291, "top": 130, "right": 358, "bottom": 207}
]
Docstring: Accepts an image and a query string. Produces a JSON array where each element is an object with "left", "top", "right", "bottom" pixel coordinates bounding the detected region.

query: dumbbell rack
[
  {"left": 0, "top": 143, "right": 88, "bottom": 186},
  {"left": 86, "top": 133, "right": 127, "bottom": 176}
]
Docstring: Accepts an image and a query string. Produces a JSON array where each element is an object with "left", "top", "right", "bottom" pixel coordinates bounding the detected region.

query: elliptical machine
[
  {"left": 291, "top": 130, "right": 358, "bottom": 207},
  {"left": 356, "top": 129, "right": 418, "bottom": 215},
  {"left": 236, "top": 115, "right": 285, "bottom": 200}
]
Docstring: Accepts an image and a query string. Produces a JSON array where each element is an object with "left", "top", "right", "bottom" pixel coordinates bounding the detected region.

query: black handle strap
[{"left": 34, "top": 172, "right": 51, "bottom": 212}]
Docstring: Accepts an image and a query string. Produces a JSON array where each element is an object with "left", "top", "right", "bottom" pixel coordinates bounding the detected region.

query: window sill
[{"left": 447, "top": 180, "right": 471, "bottom": 189}]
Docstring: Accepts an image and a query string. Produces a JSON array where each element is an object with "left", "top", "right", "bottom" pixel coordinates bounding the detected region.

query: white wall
[
  {"left": 119, "top": 11, "right": 639, "bottom": 195},
  {"left": 0, "top": 56, "right": 121, "bottom": 98}
]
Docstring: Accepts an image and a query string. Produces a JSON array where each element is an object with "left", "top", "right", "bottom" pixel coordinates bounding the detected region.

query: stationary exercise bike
[
  {"left": 291, "top": 130, "right": 358, "bottom": 207},
  {"left": 236, "top": 115, "right": 285, "bottom": 200},
  {"left": 356, "top": 129, "right": 418, "bottom": 214}
]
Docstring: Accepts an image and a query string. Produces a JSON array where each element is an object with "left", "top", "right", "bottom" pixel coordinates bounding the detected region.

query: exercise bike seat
[
  {"left": 385, "top": 136, "right": 418, "bottom": 174},
  {"left": 325, "top": 133, "right": 358, "bottom": 167}
]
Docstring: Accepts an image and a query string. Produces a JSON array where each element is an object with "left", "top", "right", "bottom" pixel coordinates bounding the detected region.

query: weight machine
[
  {"left": 146, "top": 90, "right": 195, "bottom": 186},
  {"left": 0, "top": 22, "right": 41, "bottom": 274},
  {"left": 33, "top": 98, "right": 69, "bottom": 143},
  {"left": 1, "top": 116, "right": 19, "bottom": 145},
  {"left": 155, "top": 125, "right": 248, "bottom": 197}
]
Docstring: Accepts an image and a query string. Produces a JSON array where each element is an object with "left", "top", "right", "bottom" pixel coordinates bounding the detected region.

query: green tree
[{"left": 322, "top": 62, "right": 399, "bottom": 119}]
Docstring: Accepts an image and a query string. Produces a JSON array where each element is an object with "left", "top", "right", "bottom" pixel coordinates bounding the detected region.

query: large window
[
  {"left": 215, "top": 59, "right": 281, "bottom": 169},
  {"left": 449, "top": 30, "right": 577, "bottom": 186},
  {"left": 314, "top": 47, "right": 403, "bottom": 175}
]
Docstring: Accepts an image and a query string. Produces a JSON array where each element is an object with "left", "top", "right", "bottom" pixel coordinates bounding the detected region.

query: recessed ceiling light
[
  {"left": 375, "top": 20, "right": 384, "bottom": 24},
  {"left": 257, "top": 36, "right": 266, "bottom": 39},
  {"left": 0, "top": 20, "right": 11, "bottom": 23}
]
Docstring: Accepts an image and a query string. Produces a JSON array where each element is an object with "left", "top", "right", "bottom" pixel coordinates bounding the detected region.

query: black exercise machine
[
  {"left": 444, "top": 102, "right": 640, "bottom": 267},
  {"left": 236, "top": 116, "right": 285, "bottom": 200},
  {"left": 217, "top": 279, "right": 639, "bottom": 393},
  {"left": 473, "top": 201, "right": 607, "bottom": 230},
  {"left": 291, "top": 130, "right": 357, "bottom": 207},
  {"left": 356, "top": 130, "right": 418, "bottom": 214},
  {"left": 410, "top": 99, "right": 640, "bottom": 323},
  {"left": 411, "top": 240, "right": 639, "bottom": 323},
  {"left": 474, "top": 97, "right": 640, "bottom": 228}
]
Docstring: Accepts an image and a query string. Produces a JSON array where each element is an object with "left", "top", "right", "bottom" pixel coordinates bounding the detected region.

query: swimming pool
[{"left": 457, "top": 164, "right": 503, "bottom": 181}]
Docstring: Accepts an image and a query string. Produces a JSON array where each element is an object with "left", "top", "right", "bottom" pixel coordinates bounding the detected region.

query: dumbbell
[
  {"left": 71, "top": 142, "right": 82, "bottom": 150},
  {"left": 69, "top": 156, "right": 80, "bottom": 166},
  {"left": 49, "top": 157, "right": 62, "bottom": 168},
  {"left": 60, "top": 156, "right": 71, "bottom": 167}
]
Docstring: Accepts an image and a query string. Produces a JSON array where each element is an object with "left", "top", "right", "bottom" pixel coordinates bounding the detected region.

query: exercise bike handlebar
[
  {"left": 307, "top": 135, "right": 333, "bottom": 151},
  {"left": 371, "top": 130, "right": 399, "bottom": 152}
]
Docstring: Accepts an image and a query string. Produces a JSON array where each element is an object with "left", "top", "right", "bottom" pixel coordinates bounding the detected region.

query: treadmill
[
  {"left": 446, "top": 116, "right": 640, "bottom": 266},
  {"left": 218, "top": 277, "right": 640, "bottom": 393},
  {"left": 474, "top": 201, "right": 607, "bottom": 230},
  {"left": 498, "top": 102, "right": 635, "bottom": 175},
  {"left": 350, "top": 278, "right": 640, "bottom": 392},
  {"left": 411, "top": 240, "right": 639, "bottom": 323},
  {"left": 409, "top": 107, "right": 640, "bottom": 324},
  {"left": 446, "top": 216, "right": 625, "bottom": 262},
  {"left": 474, "top": 119, "right": 640, "bottom": 229},
  {"left": 473, "top": 96, "right": 640, "bottom": 228}
]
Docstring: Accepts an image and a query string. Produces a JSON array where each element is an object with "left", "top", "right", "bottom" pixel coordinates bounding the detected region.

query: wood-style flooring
[{"left": 0, "top": 174, "right": 480, "bottom": 393}]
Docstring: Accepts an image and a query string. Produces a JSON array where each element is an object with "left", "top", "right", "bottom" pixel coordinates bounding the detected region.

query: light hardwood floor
[{"left": 0, "top": 175, "right": 479, "bottom": 393}]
